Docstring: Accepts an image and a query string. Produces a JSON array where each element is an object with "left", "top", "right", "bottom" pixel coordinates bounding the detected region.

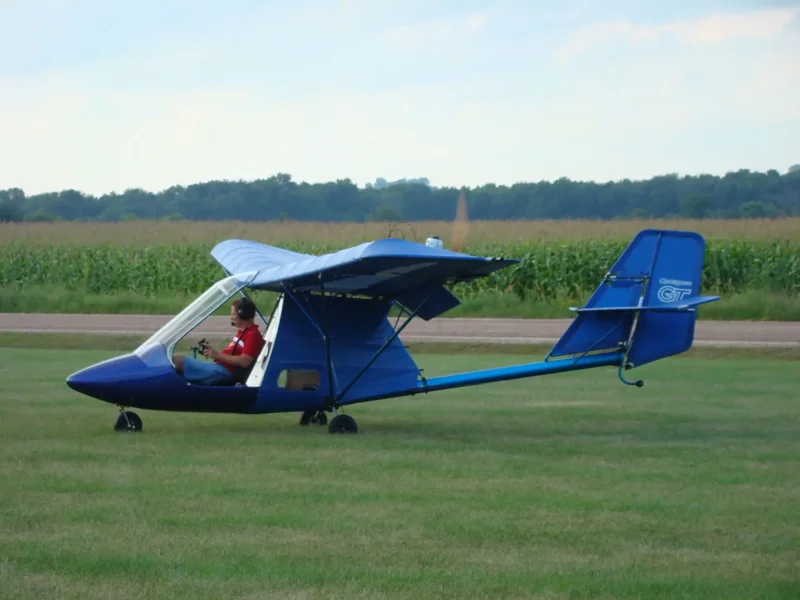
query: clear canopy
[{"left": 134, "top": 271, "right": 257, "bottom": 361}]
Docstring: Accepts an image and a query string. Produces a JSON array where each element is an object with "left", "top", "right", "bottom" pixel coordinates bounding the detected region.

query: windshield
[{"left": 134, "top": 271, "right": 257, "bottom": 359}]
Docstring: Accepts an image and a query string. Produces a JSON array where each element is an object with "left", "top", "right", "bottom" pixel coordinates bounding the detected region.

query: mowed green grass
[{"left": 1, "top": 349, "right": 799, "bottom": 599}]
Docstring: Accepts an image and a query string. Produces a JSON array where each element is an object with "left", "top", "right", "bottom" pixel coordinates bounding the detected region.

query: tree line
[{"left": 1, "top": 168, "right": 799, "bottom": 223}]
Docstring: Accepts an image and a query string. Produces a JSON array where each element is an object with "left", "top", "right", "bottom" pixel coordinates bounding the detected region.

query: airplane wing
[
  {"left": 210, "top": 238, "right": 518, "bottom": 320},
  {"left": 210, "top": 239, "right": 313, "bottom": 274}
]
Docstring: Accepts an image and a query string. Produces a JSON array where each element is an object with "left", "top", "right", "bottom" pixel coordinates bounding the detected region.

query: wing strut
[
  {"left": 318, "top": 273, "right": 337, "bottom": 407},
  {"left": 281, "top": 284, "right": 324, "bottom": 337},
  {"left": 280, "top": 281, "right": 340, "bottom": 404},
  {"left": 335, "top": 288, "right": 434, "bottom": 405},
  {"left": 277, "top": 279, "right": 434, "bottom": 409}
]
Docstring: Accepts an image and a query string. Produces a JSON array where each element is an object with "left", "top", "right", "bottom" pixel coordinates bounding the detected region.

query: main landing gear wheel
[
  {"left": 114, "top": 410, "right": 142, "bottom": 432},
  {"left": 299, "top": 410, "right": 328, "bottom": 426},
  {"left": 328, "top": 414, "right": 358, "bottom": 434}
]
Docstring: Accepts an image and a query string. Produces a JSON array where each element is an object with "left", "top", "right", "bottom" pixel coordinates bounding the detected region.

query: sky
[{"left": 1, "top": 0, "right": 799, "bottom": 196}]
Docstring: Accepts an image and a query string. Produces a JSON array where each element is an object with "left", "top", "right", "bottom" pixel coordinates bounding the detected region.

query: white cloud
[
  {"left": 555, "top": 5, "right": 800, "bottom": 63},
  {"left": 2, "top": 68, "right": 797, "bottom": 195},
  {"left": 1, "top": 3, "right": 799, "bottom": 196},
  {"left": 0, "top": 74, "right": 624, "bottom": 194},
  {"left": 382, "top": 11, "right": 488, "bottom": 50}
]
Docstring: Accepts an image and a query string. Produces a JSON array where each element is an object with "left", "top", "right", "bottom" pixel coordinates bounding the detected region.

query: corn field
[
  {"left": 3, "top": 218, "right": 800, "bottom": 246},
  {"left": 2, "top": 239, "right": 797, "bottom": 301}
]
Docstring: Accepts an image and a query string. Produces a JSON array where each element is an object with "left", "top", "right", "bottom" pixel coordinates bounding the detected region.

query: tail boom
[{"left": 342, "top": 350, "right": 625, "bottom": 405}]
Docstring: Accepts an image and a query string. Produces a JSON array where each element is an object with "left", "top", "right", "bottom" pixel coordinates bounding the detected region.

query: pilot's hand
[{"left": 202, "top": 345, "right": 215, "bottom": 359}]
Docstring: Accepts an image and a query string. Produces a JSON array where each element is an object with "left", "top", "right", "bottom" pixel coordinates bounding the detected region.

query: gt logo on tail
[{"left": 657, "top": 278, "right": 693, "bottom": 303}]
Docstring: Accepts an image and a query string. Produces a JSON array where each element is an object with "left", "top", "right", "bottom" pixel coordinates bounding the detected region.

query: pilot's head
[{"left": 230, "top": 297, "right": 257, "bottom": 327}]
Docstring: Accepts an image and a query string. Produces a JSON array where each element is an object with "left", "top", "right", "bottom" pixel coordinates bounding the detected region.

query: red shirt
[{"left": 217, "top": 325, "right": 264, "bottom": 374}]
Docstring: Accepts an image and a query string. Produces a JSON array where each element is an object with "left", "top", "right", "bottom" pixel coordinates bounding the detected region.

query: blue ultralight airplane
[{"left": 66, "top": 227, "right": 720, "bottom": 434}]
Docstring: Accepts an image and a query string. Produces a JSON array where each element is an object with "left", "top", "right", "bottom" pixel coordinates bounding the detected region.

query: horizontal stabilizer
[{"left": 570, "top": 295, "right": 720, "bottom": 313}]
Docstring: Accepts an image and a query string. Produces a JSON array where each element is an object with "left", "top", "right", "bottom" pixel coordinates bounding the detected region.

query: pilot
[{"left": 173, "top": 296, "right": 265, "bottom": 385}]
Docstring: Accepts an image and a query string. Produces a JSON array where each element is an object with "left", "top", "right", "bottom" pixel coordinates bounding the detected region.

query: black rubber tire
[
  {"left": 114, "top": 411, "right": 142, "bottom": 432},
  {"left": 328, "top": 414, "right": 358, "bottom": 434}
]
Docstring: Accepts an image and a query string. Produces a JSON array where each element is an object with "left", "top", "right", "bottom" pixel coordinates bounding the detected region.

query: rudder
[{"left": 627, "top": 229, "right": 706, "bottom": 366}]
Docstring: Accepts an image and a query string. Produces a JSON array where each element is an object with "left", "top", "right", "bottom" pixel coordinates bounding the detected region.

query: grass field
[
  {"left": 2, "top": 346, "right": 799, "bottom": 599},
  {"left": 1, "top": 218, "right": 799, "bottom": 320}
]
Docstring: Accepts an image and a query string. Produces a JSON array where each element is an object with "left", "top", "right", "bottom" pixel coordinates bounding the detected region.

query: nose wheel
[{"left": 114, "top": 407, "right": 142, "bottom": 432}]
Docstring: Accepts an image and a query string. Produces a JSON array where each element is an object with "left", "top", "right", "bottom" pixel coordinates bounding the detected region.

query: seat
[
  {"left": 215, "top": 363, "right": 255, "bottom": 387},
  {"left": 232, "top": 363, "right": 256, "bottom": 385}
]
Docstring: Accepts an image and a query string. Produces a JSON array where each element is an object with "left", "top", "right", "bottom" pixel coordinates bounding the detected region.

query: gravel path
[{"left": 1, "top": 314, "right": 797, "bottom": 347}]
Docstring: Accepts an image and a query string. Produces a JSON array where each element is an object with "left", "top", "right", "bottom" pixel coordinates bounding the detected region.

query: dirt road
[{"left": 1, "top": 313, "right": 797, "bottom": 347}]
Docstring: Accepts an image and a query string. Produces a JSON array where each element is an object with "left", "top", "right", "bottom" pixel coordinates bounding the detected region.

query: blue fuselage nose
[
  {"left": 66, "top": 353, "right": 153, "bottom": 405},
  {"left": 66, "top": 345, "right": 260, "bottom": 414}
]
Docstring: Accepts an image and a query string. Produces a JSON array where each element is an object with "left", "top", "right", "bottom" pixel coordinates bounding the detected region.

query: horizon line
[{"left": 4, "top": 164, "right": 799, "bottom": 198}]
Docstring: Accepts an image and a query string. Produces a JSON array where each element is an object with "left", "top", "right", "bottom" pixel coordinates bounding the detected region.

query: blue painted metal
[
  {"left": 66, "top": 344, "right": 257, "bottom": 413},
  {"left": 210, "top": 238, "right": 517, "bottom": 320},
  {"left": 572, "top": 295, "right": 720, "bottom": 313},
  {"left": 249, "top": 292, "right": 420, "bottom": 414},
  {"left": 418, "top": 351, "right": 624, "bottom": 393},
  {"left": 626, "top": 230, "right": 719, "bottom": 367},
  {"left": 618, "top": 364, "right": 644, "bottom": 387},
  {"left": 280, "top": 284, "right": 325, "bottom": 338},
  {"left": 211, "top": 239, "right": 312, "bottom": 273},
  {"left": 65, "top": 292, "right": 422, "bottom": 415},
  {"left": 318, "top": 276, "right": 338, "bottom": 405},
  {"left": 343, "top": 351, "right": 625, "bottom": 405},
  {"left": 335, "top": 287, "right": 433, "bottom": 404},
  {"left": 545, "top": 311, "right": 635, "bottom": 360},
  {"left": 65, "top": 228, "right": 722, "bottom": 423},
  {"left": 548, "top": 229, "right": 720, "bottom": 368},
  {"left": 393, "top": 282, "right": 461, "bottom": 321}
]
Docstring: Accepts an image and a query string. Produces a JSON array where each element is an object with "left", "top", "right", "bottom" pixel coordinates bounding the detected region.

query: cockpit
[
  {"left": 132, "top": 271, "right": 276, "bottom": 387},
  {"left": 134, "top": 272, "right": 258, "bottom": 362}
]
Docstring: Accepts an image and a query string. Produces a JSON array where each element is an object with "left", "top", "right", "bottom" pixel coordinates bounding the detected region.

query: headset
[
  {"left": 192, "top": 297, "right": 260, "bottom": 357},
  {"left": 235, "top": 296, "right": 257, "bottom": 321}
]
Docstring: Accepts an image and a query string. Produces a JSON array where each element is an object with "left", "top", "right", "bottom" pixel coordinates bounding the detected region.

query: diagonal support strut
[{"left": 334, "top": 289, "right": 434, "bottom": 405}]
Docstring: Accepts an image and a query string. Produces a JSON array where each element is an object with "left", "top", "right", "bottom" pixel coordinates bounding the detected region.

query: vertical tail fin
[{"left": 548, "top": 229, "right": 720, "bottom": 375}]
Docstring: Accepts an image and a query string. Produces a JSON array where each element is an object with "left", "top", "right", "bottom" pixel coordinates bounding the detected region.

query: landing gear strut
[
  {"left": 114, "top": 406, "right": 142, "bottom": 432},
  {"left": 300, "top": 408, "right": 358, "bottom": 433},
  {"left": 299, "top": 409, "right": 328, "bottom": 427}
]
